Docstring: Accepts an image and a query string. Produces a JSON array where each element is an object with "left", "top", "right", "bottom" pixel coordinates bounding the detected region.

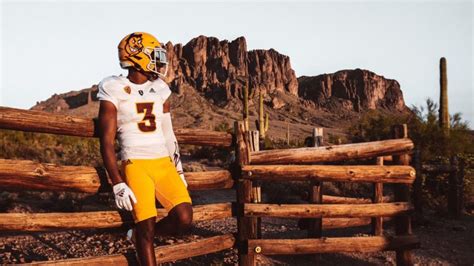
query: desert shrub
[
  {"left": 0, "top": 129, "right": 102, "bottom": 166},
  {"left": 349, "top": 99, "right": 472, "bottom": 158},
  {"left": 348, "top": 98, "right": 473, "bottom": 212},
  {"left": 327, "top": 133, "right": 347, "bottom": 145},
  {"left": 214, "top": 121, "right": 233, "bottom": 134}
]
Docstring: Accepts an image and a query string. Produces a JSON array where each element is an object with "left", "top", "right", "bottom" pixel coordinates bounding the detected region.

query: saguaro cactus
[
  {"left": 255, "top": 89, "right": 269, "bottom": 139},
  {"left": 439, "top": 57, "right": 450, "bottom": 135}
]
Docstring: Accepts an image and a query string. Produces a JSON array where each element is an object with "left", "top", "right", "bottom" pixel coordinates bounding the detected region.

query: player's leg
[
  {"left": 151, "top": 157, "right": 193, "bottom": 236},
  {"left": 123, "top": 159, "right": 158, "bottom": 265},
  {"left": 154, "top": 202, "right": 193, "bottom": 236},
  {"left": 135, "top": 217, "right": 156, "bottom": 266}
]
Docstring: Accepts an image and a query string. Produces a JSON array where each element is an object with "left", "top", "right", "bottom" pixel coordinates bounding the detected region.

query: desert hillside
[{"left": 31, "top": 35, "right": 410, "bottom": 141}]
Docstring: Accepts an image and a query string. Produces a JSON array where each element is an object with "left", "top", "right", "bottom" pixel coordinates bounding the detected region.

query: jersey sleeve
[
  {"left": 97, "top": 77, "right": 119, "bottom": 108},
  {"left": 158, "top": 80, "right": 172, "bottom": 103}
]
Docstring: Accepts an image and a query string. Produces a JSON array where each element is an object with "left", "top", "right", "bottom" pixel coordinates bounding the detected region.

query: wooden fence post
[
  {"left": 308, "top": 127, "right": 323, "bottom": 238},
  {"left": 308, "top": 183, "right": 322, "bottom": 238},
  {"left": 392, "top": 124, "right": 414, "bottom": 266},
  {"left": 371, "top": 156, "right": 384, "bottom": 236},
  {"left": 312, "top": 127, "right": 324, "bottom": 147},
  {"left": 235, "top": 122, "right": 257, "bottom": 266},
  {"left": 248, "top": 130, "right": 262, "bottom": 238}
]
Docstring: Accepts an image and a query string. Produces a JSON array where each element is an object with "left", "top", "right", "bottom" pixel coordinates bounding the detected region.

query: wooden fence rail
[
  {"left": 322, "top": 194, "right": 393, "bottom": 204},
  {"left": 26, "top": 234, "right": 236, "bottom": 265},
  {"left": 244, "top": 202, "right": 413, "bottom": 218},
  {"left": 242, "top": 165, "right": 416, "bottom": 183},
  {"left": 0, "top": 159, "right": 234, "bottom": 193},
  {"left": 0, "top": 107, "right": 233, "bottom": 147},
  {"left": 0, "top": 203, "right": 232, "bottom": 232},
  {"left": 249, "top": 138, "right": 414, "bottom": 164},
  {"left": 247, "top": 235, "right": 420, "bottom": 255}
]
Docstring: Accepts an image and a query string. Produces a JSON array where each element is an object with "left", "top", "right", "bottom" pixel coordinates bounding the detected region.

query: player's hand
[
  {"left": 179, "top": 173, "right": 188, "bottom": 188},
  {"left": 113, "top": 182, "right": 137, "bottom": 211}
]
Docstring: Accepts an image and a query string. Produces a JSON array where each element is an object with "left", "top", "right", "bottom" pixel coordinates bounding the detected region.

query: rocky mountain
[
  {"left": 31, "top": 35, "right": 409, "bottom": 140},
  {"left": 298, "top": 69, "right": 407, "bottom": 113},
  {"left": 163, "top": 35, "right": 298, "bottom": 110}
]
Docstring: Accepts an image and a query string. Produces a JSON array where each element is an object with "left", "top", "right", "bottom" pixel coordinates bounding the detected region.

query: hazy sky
[{"left": 1, "top": 0, "right": 473, "bottom": 125}]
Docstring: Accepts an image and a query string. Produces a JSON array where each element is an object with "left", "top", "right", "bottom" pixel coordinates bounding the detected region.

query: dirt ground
[{"left": 0, "top": 189, "right": 473, "bottom": 265}]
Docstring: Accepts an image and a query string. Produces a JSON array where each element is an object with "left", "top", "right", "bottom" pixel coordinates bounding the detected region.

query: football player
[{"left": 97, "top": 32, "right": 192, "bottom": 266}]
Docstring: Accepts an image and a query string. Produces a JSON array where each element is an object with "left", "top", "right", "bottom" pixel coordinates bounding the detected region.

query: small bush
[
  {"left": 348, "top": 98, "right": 473, "bottom": 212},
  {"left": 0, "top": 129, "right": 102, "bottom": 166}
]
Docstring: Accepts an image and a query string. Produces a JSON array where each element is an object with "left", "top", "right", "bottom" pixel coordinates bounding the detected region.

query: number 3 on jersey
[{"left": 136, "top": 102, "right": 156, "bottom": 132}]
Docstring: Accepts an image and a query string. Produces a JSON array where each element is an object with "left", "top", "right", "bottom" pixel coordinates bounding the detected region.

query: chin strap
[{"left": 162, "top": 112, "right": 187, "bottom": 187}]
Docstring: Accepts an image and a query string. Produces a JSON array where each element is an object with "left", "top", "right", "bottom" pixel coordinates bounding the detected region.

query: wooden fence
[
  {"left": 0, "top": 106, "right": 420, "bottom": 265},
  {"left": 234, "top": 123, "right": 419, "bottom": 265}
]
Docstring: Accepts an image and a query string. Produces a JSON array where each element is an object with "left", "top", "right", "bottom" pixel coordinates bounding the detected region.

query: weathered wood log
[
  {"left": 323, "top": 217, "right": 371, "bottom": 229},
  {"left": 174, "top": 128, "right": 233, "bottom": 147},
  {"left": 0, "top": 159, "right": 101, "bottom": 193},
  {"left": 372, "top": 157, "right": 384, "bottom": 236},
  {"left": 322, "top": 194, "right": 393, "bottom": 204},
  {"left": 234, "top": 121, "right": 256, "bottom": 266},
  {"left": 249, "top": 138, "right": 414, "bottom": 164},
  {"left": 247, "top": 130, "right": 262, "bottom": 239},
  {"left": 242, "top": 165, "right": 416, "bottom": 184},
  {"left": 244, "top": 202, "right": 413, "bottom": 218},
  {"left": 185, "top": 171, "right": 234, "bottom": 190},
  {"left": 0, "top": 106, "right": 96, "bottom": 137},
  {"left": 314, "top": 217, "right": 393, "bottom": 229},
  {"left": 0, "top": 159, "right": 233, "bottom": 193},
  {"left": 0, "top": 106, "right": 232, "bottom": 147},
  {"left": 28, "top": 234, "right": 235, "bottom": 265},
  {"left": 0, "top": 203, "right": 232, "bottom": 232},
  {"left": 308, "top": 181, "right": 322, "bottom": 237},
  {"left": 392, "top": 124, "right": 414, "bottom": 265},
  {"left": 247, "top": 235, "right": 420, "bottom": 255}
]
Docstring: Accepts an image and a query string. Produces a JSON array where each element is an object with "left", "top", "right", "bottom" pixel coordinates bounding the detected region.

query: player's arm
[
  {"left": 98, "top": 100, "right": 137, "bottom": 211},
  {"left": 162, "top": 99, "right": 187, "bottom": 187},
  {"left": 98, "top": 101, "right": 123, "bottom": 185}
]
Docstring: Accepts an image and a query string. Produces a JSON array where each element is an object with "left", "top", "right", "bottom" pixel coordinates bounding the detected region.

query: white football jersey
[{"left": 97, "top": 75, "right": 172, "bottom": 160}]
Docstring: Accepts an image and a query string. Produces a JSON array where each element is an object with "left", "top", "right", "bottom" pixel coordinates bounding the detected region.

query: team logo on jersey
[
  {"left": 138, "top": 90, "right": 144, "bottom": 96},
  {"left": 149, "top": 88, "right": 156, "bottom": 93},
  {"left": 123, "top": 86, "right": 131, "bottom": 94}
]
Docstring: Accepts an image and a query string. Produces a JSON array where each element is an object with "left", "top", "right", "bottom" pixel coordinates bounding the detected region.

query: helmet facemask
[{"left": 143, "top": 46, "right": 168, "bottom": 78}]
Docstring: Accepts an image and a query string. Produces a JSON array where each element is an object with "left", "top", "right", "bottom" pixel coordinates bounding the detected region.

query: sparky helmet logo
[
  {"left": 123, "top": 86, "right": 131, "bottom": 94},
  {"left": 124, "top": 33, "right": 144, "bottom": 57}
]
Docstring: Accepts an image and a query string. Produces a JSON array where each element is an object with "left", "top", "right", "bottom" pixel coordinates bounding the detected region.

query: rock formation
[
  {"left": 298, "top": 69, "right": 407, "bottom": 112},
  {"left": 164, "top": 35, "right": 298, "bottom": 106}
]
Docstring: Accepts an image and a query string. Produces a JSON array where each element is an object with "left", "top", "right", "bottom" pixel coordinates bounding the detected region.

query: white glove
[
  {"left": 179, "top": 173, "right": 188, "bottom": 188},
  {"left": 113, "top": 182, "right": 137, "bottom": 211}
]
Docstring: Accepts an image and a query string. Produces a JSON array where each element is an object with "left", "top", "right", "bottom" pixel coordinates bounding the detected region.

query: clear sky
[{"left": 1, "top": 0, "right": 473, "bottom": 126}]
